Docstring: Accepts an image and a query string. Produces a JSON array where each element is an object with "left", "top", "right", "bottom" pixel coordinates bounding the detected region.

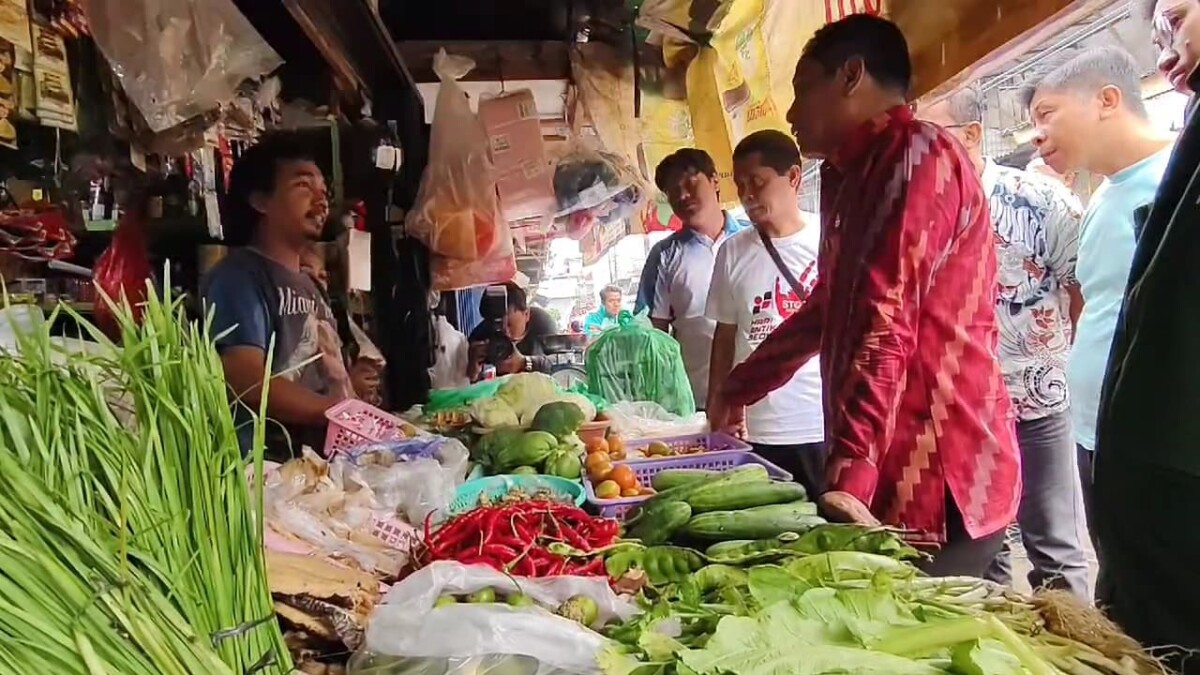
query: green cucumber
[
  {"left": 630, "top": 465, "right": 769, "bottom": 522},
  {"left": 651, "top": 468, "right": 721, "bottom": 492},
  {"left": 682, "top": 501, "right": 826, "bottom": 541},
  {"left": 625, "top": 500, "right": 692, "bottom": 545},
  {"left": 686, "top": 480, "right": 808, "bottom": 513}
]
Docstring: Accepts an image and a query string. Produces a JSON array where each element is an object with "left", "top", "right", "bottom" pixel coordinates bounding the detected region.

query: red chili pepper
[
  {"left": 513, "top": 555, "right": 535, "bottom": 576},
  {"left": 577, "top": 557, "right": 606, "bottom": 576},
  {"left": 481, "top": 543, "right": 519, "bottom": 563}
]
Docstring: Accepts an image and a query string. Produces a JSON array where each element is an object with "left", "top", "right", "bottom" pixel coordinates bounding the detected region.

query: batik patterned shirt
[
  {"left": 982, "top": 160, "right": 1082, "bottom": 421},
  {"left": 721, "top": 106, "right": 1021, "bottom": 543}
]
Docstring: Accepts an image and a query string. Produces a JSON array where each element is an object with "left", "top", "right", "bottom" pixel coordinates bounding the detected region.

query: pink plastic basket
[
  {"left": 622, "top": 432, "right": 751, "bottom": 463},
  {"left": 323, "top": 399, "right": 407, "bottom": 456},
  {"left": 584, "top": 450, "right": 793, "bottom": 518}
]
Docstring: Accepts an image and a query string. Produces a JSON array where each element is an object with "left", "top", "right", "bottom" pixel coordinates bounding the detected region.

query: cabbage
[
  {"left": 496, "top": 373, "right": 559, "bottom": 421},
  {"left": 469, "top": 397, "right": 519, "bottom": 428}
]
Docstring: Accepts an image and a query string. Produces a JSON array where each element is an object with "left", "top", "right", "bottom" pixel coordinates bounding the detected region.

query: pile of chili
[{"left": 422, "top": 500, "right": 620, "bottom": 577}]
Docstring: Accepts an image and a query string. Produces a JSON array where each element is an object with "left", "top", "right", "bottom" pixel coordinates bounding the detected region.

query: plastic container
[
  {"left": 323, "top": 399, "right": 408, "bottom": 456},
  {"left": 584, "top": 451, "right": 792, "bottom": 518},
  {"left": 578, "top": 420, "right": 611, "bottom": 446},
  {"left": 448, "top": 475, "right": 586, "bottom": 515},
  {"left": 623, "top": 432, "right": 751, "bottom": 463}
]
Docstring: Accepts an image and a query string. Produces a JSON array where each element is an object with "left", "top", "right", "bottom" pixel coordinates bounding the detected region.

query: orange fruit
[
  {"left": 609, "top": 465, "right": 638, "bottom": 491},
  {"left": 621, "top": 487, "right": 641, "bottom": 497},
  {"left": 595, "top": 480, "right": 621, "bottom": 500},
  {"left": 585, "top": 453, "right": 612, "bottom": 481},
  {"left": 608, "top": 435, "right": 625, "bottom": 454}
]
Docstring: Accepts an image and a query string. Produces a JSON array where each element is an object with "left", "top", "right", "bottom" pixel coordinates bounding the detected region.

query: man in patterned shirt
[
  {"left": 716, "top": 14, "right": 1021, "bottom": 576},
  {"left": 921, "top": 88, "right": 1089, "bottom": 599}
]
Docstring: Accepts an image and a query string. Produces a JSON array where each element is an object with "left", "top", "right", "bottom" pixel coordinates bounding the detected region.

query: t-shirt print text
[
  {"left": 278, "top": 286, "right": 332, "bottom": 320},
  {"left": 748, "top": 264, "right": 817, "bottom": 345}
]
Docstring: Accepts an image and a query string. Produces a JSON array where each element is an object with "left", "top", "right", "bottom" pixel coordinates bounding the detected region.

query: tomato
[
  {"left": 594, "top": 480, "right": 621, "bottom": 500},
  {"left": 585, "top": 453, "right": 612, "bottom": 481},
  {"left": 585, "top": 436, "right": 609, "bottom": 455},
  {"left": 607, "top": 445, "right": 627, "bottom": 461},
  {"left": 621, "top": 487, "right": 641, "bottom": 498},
  {"left": 608, "top": 435, "right": 626, "bottom": 455},
  {"left": 638, "top": 486, "right": 656, "bottom": 496},
  {"left": 609, "top": 465, "right": 638, "bottom": 491}
]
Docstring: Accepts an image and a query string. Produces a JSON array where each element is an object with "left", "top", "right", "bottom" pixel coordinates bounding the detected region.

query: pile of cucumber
[{"left": 623, "top": 465, "right": 827, "bottom": 546}]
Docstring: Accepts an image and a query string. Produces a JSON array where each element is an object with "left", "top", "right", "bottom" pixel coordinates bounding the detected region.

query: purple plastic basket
[
  {"left": 584, "top": 450, "right": 793, "bottom": 519},
  {"left": 622, "top": 432, "right": 752, "bottom": 463}
]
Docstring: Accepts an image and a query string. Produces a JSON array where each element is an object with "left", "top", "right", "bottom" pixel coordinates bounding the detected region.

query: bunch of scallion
[{"left": 0, "top": 283, "right": 290, "bottom": 674}]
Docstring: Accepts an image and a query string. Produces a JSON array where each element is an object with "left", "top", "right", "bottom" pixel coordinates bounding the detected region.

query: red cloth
[{"left": 722, "top": 106, "right": 1020, "bottom": 543}]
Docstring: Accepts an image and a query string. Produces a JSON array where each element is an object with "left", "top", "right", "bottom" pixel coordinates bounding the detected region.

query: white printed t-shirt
[{"left": 706, "top": 223, "right": 824, "bottom": 445}]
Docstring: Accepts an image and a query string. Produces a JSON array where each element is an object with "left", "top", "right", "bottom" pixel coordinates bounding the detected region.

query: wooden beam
[
  {"left": 895, "top": 0, "right": 1113, "bottom": 101},
  {"left": 396, "top": 41, "right": 572, "bottom": 83}
]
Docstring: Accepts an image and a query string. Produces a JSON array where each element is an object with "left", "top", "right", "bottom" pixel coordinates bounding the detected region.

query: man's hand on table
[{"left": 818, "top": 491, "right": 881, "bottom": 526}]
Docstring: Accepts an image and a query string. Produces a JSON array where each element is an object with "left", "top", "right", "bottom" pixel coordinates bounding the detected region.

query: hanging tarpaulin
[{"left": 635, "top": 0, "right": 885, "bottom": 206}]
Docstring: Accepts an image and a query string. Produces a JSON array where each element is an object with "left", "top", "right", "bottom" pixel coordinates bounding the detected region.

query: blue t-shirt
[
  {"left": 1069, "top": 146, "right": 1173, "bottom": 450},
  {"left": 202, "top": 248, "right": 343, "bottom": 459}
]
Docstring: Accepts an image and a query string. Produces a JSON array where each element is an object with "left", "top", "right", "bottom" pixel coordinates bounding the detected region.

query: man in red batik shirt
[{"left": 712, "top": 15, "right": 1021, "bottom": 576}]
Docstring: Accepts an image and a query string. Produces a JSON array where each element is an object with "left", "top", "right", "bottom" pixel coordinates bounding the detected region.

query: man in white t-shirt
[
  {"left": 706, "top": 130, "right": 826, "bottom": 494},
  {"left": 635, "top": 148, "right": 747, "bottom": 409}
]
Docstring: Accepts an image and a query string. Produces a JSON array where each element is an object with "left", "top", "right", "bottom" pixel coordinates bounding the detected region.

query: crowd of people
[{"left": 194, "top": 4, "right": 1199, "bottom": 668}]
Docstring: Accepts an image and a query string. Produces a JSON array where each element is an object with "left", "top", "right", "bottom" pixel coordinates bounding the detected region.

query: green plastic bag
[
  {"left": 584, "top": 311, "right": 695, "bottom": 416},
  {"left": 426, "top": 379, "right": 503, "bottom": 413}
]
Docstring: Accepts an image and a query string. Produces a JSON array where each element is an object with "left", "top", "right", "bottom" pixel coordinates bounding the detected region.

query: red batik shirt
[{"left": 723, "top": 105, "right": 1020, "bottom": 543}]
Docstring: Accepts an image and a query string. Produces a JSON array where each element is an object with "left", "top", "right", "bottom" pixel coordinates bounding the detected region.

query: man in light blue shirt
[
  {"left": 635, "top": 148, "right": 748, "bottom": 408},
  {"left": 1023, "top": 46, "right": 1174, "bottom": 560}
]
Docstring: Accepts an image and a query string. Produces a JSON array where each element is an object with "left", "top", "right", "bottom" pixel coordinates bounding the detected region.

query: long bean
[{"left": 0, "top": 281, "right": 289, "bottom": 673}]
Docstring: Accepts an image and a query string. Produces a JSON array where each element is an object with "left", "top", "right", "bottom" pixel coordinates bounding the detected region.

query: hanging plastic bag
[
  {"left": 551, "top": 142, "right": 640, "bottom": 219},
  {"left": 429, "top": 244, "right": 517, "bottom": 292},
  {"left": 585, "top": 311, "right": 696, "bottom": 416},
  {"left": 82, "top": 0, "right": 282, "bottom": 132},
  {"left": 93, "top": 214, "right": 152, "bottom": 338},
  {"left": 360, "top": 561, "right": 638, "bottom": 675},
  {"left": 406, "top": 50, "right": 505, "bottom": 262}
]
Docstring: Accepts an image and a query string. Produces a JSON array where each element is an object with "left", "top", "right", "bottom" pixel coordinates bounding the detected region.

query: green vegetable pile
[
  {"left": 0, "top": 287, "right": 289, "bottom": 673},
  {"left": 473, "top": 401, "right": 588, "bottom": 479},
  {"left": 600, "top": 526, "right": 1165, "bottom": 675},
  {"left": 434, "top": 589, "right": 601, "bottom": 628},
  {"left": 625, "top": 465, "right": 828, "bottom": 547}
]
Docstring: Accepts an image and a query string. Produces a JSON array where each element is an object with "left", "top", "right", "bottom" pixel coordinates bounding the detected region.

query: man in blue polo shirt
[{"left": 635, "top": 148, "right": 747, "bottom": 410}]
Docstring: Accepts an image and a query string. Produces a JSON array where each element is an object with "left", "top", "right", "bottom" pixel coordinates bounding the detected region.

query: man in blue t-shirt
[
  {"left": 202, "top": 134, "right": 352, "bottom": 460},
  {"left": 1023, "top": 46, "right": 1174, "bottom": 568}
]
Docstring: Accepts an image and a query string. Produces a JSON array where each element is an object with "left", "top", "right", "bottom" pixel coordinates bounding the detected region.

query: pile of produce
[
  {"left": 623, "top": 465, "right": 827, "bottom": 545},
  {"left": 433, "top": 587, "right": 602, "bottom": 628},
  {"left": 473, "top": 400, "right": 590, "bottom": 478},
  {"left": 598, "top": 538, "right": 1166, "bottom": 675},
  {"left": 421, "top": 500, "right": 620, "bottom": 577},
  {"left": 0, "top": 288, "right": 289, "bottom": 673}
]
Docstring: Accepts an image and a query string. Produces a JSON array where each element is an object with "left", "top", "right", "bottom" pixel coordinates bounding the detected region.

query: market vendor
[
  {"left": 582, "top": 285, "right": 623, "bottom": 334},
  {"left": 467, "top": 280, "right": 556, "bottom": 379},
  {"left": 203, "top": 134, "right": 353, "bottom": 460},
  {"left": 714, "top": 15, "right": 1020, "bottom": 577}
]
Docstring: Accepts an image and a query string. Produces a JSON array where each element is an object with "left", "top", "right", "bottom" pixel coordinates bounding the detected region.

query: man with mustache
[
  {"left": 1022, "top": 47, "right": 1174, "bottom": 547},
  {"left": 717, "top": 14, "right": 1020, "bottom": 576},
  {"left": 204, "top": 134, "right": 353, "bottom": 461}
]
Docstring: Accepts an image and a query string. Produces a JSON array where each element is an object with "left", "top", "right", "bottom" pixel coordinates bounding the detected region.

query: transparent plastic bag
[
  {"left": 584, "top": 312, "right": 696, "bottom": 417},
  {"left": 348, "top": 653, "right": 549, "bottom": 675},
  {"left": 405, "top": 50, "right": 505, "bottom": 262},
  {"left": 83, "top": 0, "right": 282, "bottom": 132},
  {"left": 362, "top": 562, "right": 638, "bottom": 675},
  {"left": 335, "top": 437, "right": 469, "bottom": 524},
  {"left": 551, "top": 143, "right": 641, "bottom": 219},
  {"left": 604, "top": 401, "right": 708, "bottom": 440}
]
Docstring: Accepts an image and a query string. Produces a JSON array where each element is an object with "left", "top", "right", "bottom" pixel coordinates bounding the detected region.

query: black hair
[
  {"left": 1019, "top": 47, "right": 1148, "bottom": 119},
  {"left": 801, "top": 14, "right": 912, "bottom": 95},
  {"left": 733, "top": 130, "right": 802, "bottom": 175},
  {"left": 223, "top": 133, "right": 316, "bottom": 246},
  {"left": 479, "top": 281, "right": 529, "bottom": 314},
  {"left": 654, "top": 148, "right": 718, "bottom": 191}
]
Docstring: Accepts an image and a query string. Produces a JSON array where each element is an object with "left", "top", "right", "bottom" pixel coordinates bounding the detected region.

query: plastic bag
[
  {"left": 405, "top": 50, "right": 505, "bottom": 261},
  {"left": 93, "top": 215, "right": 152, "bottom": 339},
  {"left": 585, "top": 312, "right": 696, "bottom": 417},
  {"left": 335, "top": 437, "right": 470, "bottom": 524},
  {"left": 430, "top": 245, "right": 517, "bottom": 292},
  {"left": 348, "top": 653, "right": 548, "bottom": 675},
  {"left": 83, "top": 0, "right": 282, "bottom": 132},
  {"left": 551, "top": 143, "right": 640, "bottom": 218},
  {"left": 361, "top": 562, "right": 638, "bottom": 674},
  {"left": 604, "top": 401, "right": 708, "bottom": 440}
]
